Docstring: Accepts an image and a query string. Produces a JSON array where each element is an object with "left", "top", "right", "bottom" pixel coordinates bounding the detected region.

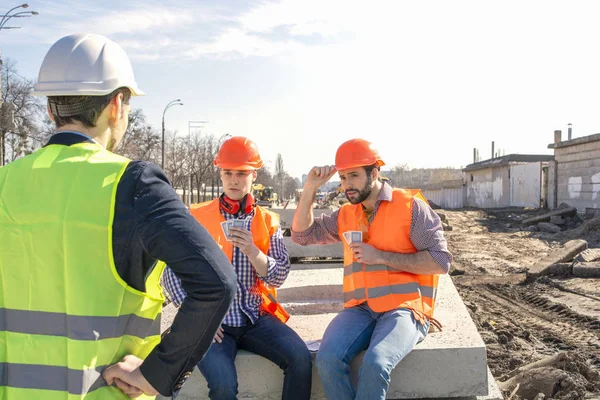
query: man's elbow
[
  {"left": 290, "top": 230, "right": 308, "bottom": 246},
  {"left": 437, "top": 262, "right": 450, "bottom": 275},
  {"left": 206, "top": 258, "right": 237, "bottom": 304}
]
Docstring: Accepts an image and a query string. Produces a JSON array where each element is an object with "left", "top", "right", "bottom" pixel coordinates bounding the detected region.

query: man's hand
[
  {"left": 213, "top": 325, "right": 225, "bottom": 344},
  {"left": 229, "top": 228, "right": 258, "bottom": 257},
  {"left": 304, "top": 165, "right": 337, "bottom": 191},
  {"left": 102, "top": 355, "right": 159, "bottom": 398},
  {"left": 349, "top": 242, "right": 382, "bottom": 265}
]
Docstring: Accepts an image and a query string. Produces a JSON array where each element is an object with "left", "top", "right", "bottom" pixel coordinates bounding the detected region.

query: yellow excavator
[{"left": 252, "top": 183, "right": 278, "bottom": 208}]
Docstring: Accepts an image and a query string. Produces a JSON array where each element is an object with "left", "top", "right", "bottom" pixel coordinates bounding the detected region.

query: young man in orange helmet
[
  {"left": 292, "top": 138, "right": 452, "bottom": 400},
  {"left": 162, "top": 136, "right": 312, "bottom": 400}
]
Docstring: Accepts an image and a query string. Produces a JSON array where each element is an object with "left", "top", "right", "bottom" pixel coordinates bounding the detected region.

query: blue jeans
[
  {"left": 198, "top": 314, "right": 313, "bottom": 400},
  {"left": 316, "top": 305, "right": 428, "bottom": 400}
]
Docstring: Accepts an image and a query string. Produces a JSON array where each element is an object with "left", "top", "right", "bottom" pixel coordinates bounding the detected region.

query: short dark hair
[
  {"left": 364, "top": 163, "right": 380, "bottom": 177},
  {"left": 48, "top": 87, "right": 131, "bottom": 128}
]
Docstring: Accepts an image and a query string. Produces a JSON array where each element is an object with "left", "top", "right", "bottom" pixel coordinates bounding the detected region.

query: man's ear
[
  {"left": 252, "top": 170, "right": 258, "bottom": 182},
  {"left": 372, "top": 168, "right": 379, "bottom": 181},
  {"left": 108, "top": 92, "right": 125, "bottom": 123}
]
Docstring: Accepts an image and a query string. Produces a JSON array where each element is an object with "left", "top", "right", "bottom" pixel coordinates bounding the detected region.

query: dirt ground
[{"left": 443, "top": 208, "right": 600, "bottom": 400}]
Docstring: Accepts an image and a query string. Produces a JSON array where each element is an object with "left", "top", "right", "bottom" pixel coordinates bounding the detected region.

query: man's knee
[
  {"left": 208, "top": 383, "right": 238, "bottom": 400},
  {"left": 290, "top": 345, "right": 313, "bottom": 375},
  {"left": 359, "top": 351, "right": 393, "bottom": 380},
  {"left": 316, "top": 346, "right": 341, "bottom": 372},
  {"left": 205, "top": 374, "right": 238, "bottom": 400}
]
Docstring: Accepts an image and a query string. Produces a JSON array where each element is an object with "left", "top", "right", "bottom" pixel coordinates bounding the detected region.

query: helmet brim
[{"left": 31, "top": 84, "right": 145, "bottom": 97}]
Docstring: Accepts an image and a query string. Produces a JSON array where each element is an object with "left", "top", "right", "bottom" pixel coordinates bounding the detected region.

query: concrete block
[
  {"left": 527, "top": 239, "right": 588, "bottom": 280},
  {"left": 572, "top": 262, "right": 600, "bottom": 278},
  {"left": 573, "top": 248, "right": 600, "bottom": 263},
  {"left": 272, "top": 208, "right": 334, "bottom": 230},
  {"left": 537, "top": 222, "right": 561, "bottom": 233},
  {"left": 549, "top": 216, "right": 566, "bottom": 225},
  {"left": 165, "top": 273, "right": 489, "bottom": 399},
  {"left": 284, "top": 237, "right": 343, "bottom": 259},
  {"left": 522, "top": 207, "right": 577, "bottom": 225},
  {"left": 540, "top": 262, "right": 572, "bottom": 276}
]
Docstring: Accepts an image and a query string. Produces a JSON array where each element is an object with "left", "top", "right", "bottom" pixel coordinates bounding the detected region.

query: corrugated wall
[{"left": 422, "top": 186, "right": 464, "bottom": 209}]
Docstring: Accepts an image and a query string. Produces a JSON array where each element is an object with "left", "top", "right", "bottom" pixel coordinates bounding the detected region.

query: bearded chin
[{"left": 346, "top": 175, "right": 373, "bottom": 204}]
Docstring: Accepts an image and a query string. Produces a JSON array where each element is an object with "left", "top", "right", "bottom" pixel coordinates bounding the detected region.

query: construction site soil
[{"left": 444, "top": 208, "right": 600, "bottom": 400}]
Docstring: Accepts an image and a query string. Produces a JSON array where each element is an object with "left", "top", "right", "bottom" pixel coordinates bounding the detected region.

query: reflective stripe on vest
[
  {"left": 338, "top": 188, "right": 439, "bottom": 319},
  {"left": 0, "top": 363, "right": 107, "bottom": 394},
  {"left": 0, "top": 308, "right": 160, "bottom": 340},
  {"left": 0, "top": 142, "right": 165, "bottom": 399}
]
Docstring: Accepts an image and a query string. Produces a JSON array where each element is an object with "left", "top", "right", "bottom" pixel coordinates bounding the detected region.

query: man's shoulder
[{"left": 256, "top": 206, "right": 280, "bottom": 227}]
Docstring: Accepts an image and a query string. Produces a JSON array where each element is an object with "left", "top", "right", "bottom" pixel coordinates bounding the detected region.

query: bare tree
[
  {"left": 283, "top": 175, "right": 299, "bottom": 200},
  {"left": 1, "top": 59, "right": 45, "bottom": 164},
  {"left": 117, "top": 109, "right": 161, "bottom": 163},
  {"left": 274, "top": 153, "right": 285, "bottom": 200},
  {"left": 256, "top": 167, "right": 275, "bottom": 187},
  {"left": 190, "top": 133, "right": 218, "bottom": 202}
]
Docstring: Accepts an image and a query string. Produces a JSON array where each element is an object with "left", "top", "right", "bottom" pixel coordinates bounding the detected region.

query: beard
[{"left": 345, "top": 174, "right": 373, "bottom": 204}]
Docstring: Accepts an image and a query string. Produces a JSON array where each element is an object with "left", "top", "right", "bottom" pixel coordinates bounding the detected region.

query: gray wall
[{"left": 555, "top": 139, "right": 600, "bottom": 212}]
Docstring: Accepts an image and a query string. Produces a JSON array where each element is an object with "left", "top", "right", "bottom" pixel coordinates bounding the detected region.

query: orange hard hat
[
  {"left": 335, "top": 138, "right": 385, "bottom": 170},
  {"left": 214, "top": 136, "right": 263, "bottom": 170}
]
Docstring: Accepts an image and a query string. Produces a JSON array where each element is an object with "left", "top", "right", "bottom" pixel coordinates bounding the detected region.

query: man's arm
[
  {"left": 258, "top": 226, "right": 291, "bottom": 288},
  {"left": 349, "top": 198, "right": 452, "bottom": 275},
  {"left": 291, "top": 165, "right": 341, "bottom": 245},
  {"left": 130, "top": 163, "right": 236, "bottom": 396},
  {"left": 292, "top": 165, "right": 337, "bottom": 232},
  {"left": 291, "top": 209, "right": 341, "bottom": 245},
  {"left": 378, "top": 250, "right": 447, "bottom": 275}
]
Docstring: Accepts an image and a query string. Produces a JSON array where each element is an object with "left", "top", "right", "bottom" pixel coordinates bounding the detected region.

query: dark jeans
[{"left": 198, "top": 314, "right": 312, "bottom": 400}]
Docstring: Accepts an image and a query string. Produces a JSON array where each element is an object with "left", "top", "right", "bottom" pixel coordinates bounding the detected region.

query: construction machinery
[{"left": 252, "top": 183, "right": 278, "bottom": 208}]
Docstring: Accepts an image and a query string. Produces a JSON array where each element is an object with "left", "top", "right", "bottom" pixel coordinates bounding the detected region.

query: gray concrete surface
[
  {"left": 284, "top": 237, "right": 343, "bottom": 259},
  {"left": 272, "top": 208, "right": 333, "bottom": 230}
]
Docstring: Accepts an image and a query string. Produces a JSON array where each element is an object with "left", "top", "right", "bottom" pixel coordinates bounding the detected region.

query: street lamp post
[
  {"left": 0, "top": 11, "right": 39, "bottom": 30},
  {"left": 1, "top": 3, "right": 39, "bottom": 166},
  {"left": 161, "top": 99, "right": 183, "bottom": 170}
]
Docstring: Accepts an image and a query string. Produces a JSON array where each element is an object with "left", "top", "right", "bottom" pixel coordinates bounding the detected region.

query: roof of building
[
  {"left": 462, "top": 154, "right": 554, "bottom": 172},
  {"left": 548, "top": 133, "right": 600, "bottom": 149}
]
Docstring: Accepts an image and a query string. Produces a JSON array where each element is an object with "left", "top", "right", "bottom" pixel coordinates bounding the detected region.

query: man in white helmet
[{"left": 0, "top": 33, "right": 236, "bottom": 399}]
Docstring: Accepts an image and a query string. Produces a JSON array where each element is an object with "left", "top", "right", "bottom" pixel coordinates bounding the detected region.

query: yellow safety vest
[{"left": 0, "top": 141, "right": 165, "bottom": 399}]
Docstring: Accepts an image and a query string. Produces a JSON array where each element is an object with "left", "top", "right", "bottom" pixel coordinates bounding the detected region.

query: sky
[{"left": 2, "top": 0, "right": 600, "bottom": 180}]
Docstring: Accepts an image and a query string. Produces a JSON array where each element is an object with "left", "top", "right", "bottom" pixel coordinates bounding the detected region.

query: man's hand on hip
[{"left": 102, "top": 355, "right": 159, "bottom": 398}]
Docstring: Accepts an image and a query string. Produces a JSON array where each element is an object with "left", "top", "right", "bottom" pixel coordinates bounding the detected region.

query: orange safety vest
[
  {"left": 190, "top": 199, "right": 290, "bottom": 323},
  {"left": 338, "top": 188, "right": 439, "bottom": 324}
]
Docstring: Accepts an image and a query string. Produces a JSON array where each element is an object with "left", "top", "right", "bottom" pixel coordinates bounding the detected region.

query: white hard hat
[{"left": 32, "top": 33, "right": 145, "bottom": 97}]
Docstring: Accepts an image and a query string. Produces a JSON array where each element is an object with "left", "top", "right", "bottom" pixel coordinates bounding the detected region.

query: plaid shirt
[{"left": 162, "top": 206, "right": 290, "bottom": 327}]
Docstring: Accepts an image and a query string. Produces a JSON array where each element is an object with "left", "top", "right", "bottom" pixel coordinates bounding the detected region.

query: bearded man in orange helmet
[
  {"left": 292, "top": 138, "right": 452, "bottom": 400},
  {"left": 162, "top": 137, "right": 312, "bottom": 400}
]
